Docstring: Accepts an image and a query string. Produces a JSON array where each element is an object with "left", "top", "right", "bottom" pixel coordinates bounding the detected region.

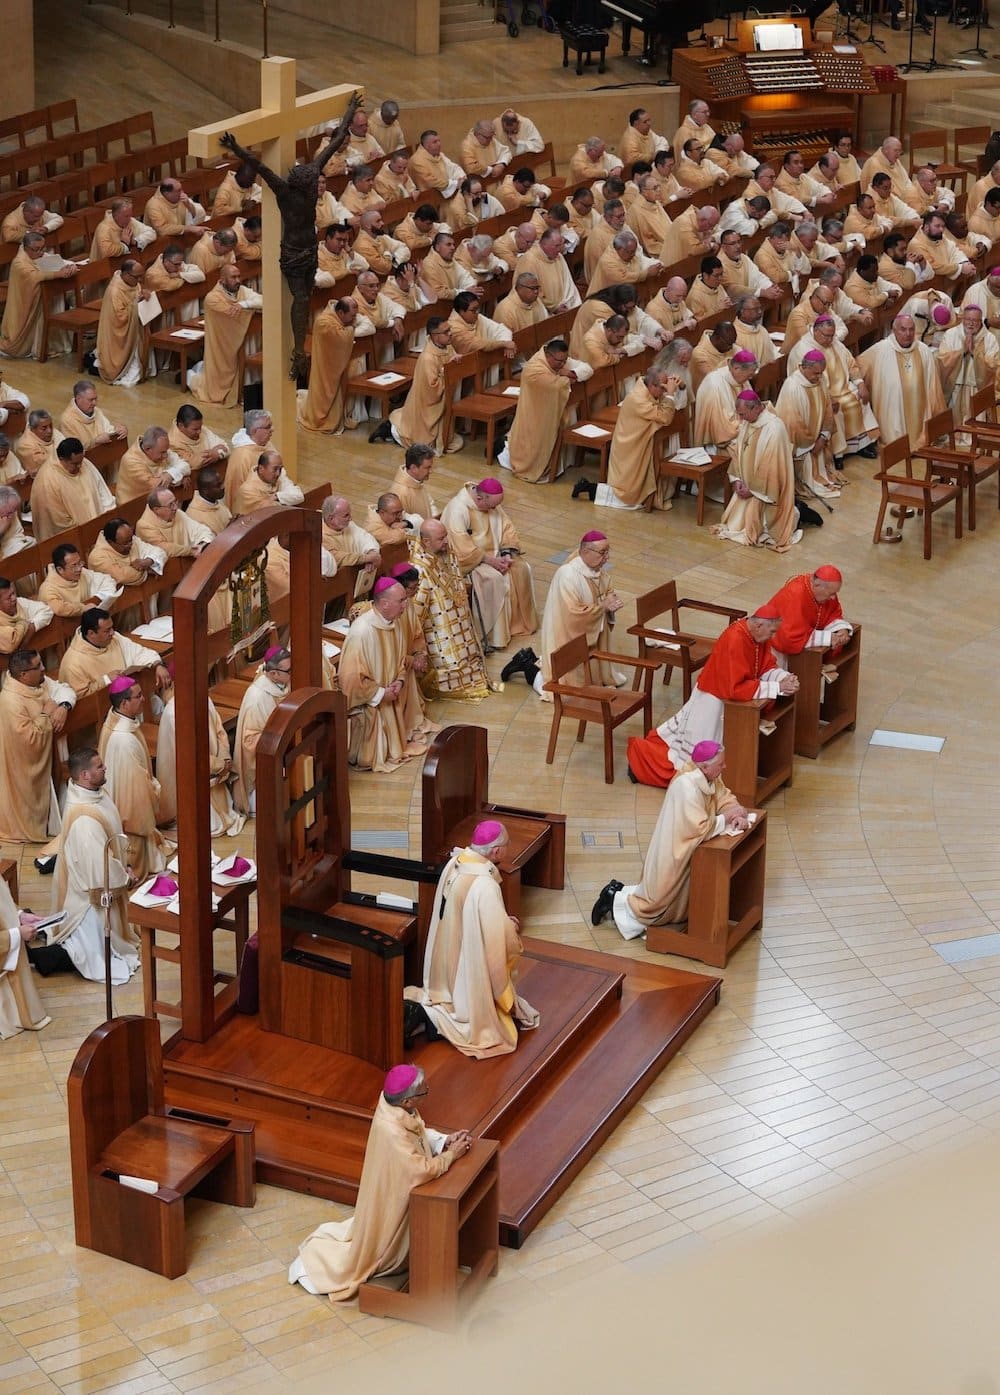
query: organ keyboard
[{"left": 672, "top": 17, "right": 879, "bottom": 162}]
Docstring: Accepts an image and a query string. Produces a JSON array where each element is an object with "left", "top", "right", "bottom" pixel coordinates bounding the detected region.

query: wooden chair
[
  {"left": 655, "top": 407, "right": 732, "bottom": 525},
  {"left": 68, "top": 1015, "right": 255, "bottom": 1279},
  {"left": 544, "top": 633, "right": 660, "bottom": 784},
  {"left": 872, "top": 435, "right": 963, "bottom": 560},
  {"left": 448, "top": 353, "right": 520, "bottom": 462},
  {"left": 40, "top": 256, "right": 114, "bottom": 367},
  {"left": 913, "top": 407, "right": 1000, "bottom": 531},
  {"left": 909, "top": 129, "right": 966, "bottom": 190},
  {"left": 954, "top": 126, "right": 991, "bottom": 180},
  {"left": 420, "top": 724, "right": 565, "bottom": 945},
  {"left": 627, "top": 581, "right": 746, "bottom": 702}
]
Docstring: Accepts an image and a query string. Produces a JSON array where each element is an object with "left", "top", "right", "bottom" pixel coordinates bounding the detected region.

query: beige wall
[
  {"left": 2, "top": 0, "right": 35, "bottom": 120},
  {"left": 271, "top": 0, "right": 440, "bottom": 56}
]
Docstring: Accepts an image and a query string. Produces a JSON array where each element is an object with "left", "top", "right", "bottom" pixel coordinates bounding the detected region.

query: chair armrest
[
  {"left": 626, "top": 623, "right": 696, "bottom": 651},
  {"left": 544, "top": 681, "right": 615, "bottom": 702},
  {"left": 913, "top": 446, "right": 970, "bottom": 465},
  {"left": 678, "top": 598, "right": 747, "bottom": 620},
  {"left": 875, "top": 470, "right": 950, "bottom": 492},
  {"left": 590, "top": 650, "right": 662, "bottom": 670}
]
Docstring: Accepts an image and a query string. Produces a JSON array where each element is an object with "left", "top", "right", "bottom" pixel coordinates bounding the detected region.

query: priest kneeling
[
  {"left": 289, "top": 1064, "right": 472, "bottom": 1302},
  {"left": 592, "top": 741, "right": 750, "bottom": 939},
  {"left": 404, "top": 820, "right": 539, "bottom": 1058}
]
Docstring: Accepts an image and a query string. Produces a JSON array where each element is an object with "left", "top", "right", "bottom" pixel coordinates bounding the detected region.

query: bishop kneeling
[
  {"left": 289, "top": 1064, "right": 472, "bottom": 1302},
  {"left": 592, "top": 741, "right": 750, "bottom": 940},
  {"left": 404, "top": 820, "right": 539, "bottom": 1058}
]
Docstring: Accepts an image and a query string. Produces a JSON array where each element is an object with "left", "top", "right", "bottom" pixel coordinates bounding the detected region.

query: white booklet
[
  {"left": 171, "top": 327, "right": 204, "bottom": 341},
  {"left": 137, "top": 292, "right": 162, "bottom": 326}
]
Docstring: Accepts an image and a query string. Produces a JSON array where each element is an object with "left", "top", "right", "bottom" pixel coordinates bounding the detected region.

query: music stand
[
  {"left": 958, "top": 0, "right": 989, "bottom": 58},
  {"left": 900, "top": 2, "right": 959, "bottom": 71},
  {"left": 857, "top": 0, "right": 887, "bottom": 52}
]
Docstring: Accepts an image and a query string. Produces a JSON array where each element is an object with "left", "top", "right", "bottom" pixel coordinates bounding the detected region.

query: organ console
[{"left": 672, "top": 17, "right": 879, "bottom": 163}]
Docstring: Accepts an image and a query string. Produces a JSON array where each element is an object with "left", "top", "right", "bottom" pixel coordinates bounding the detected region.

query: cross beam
[{"left": 188, "top": 58, "right": 360, "bottom": 480}]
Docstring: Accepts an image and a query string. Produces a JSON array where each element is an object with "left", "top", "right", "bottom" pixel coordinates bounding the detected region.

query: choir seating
[{"left": 68, "top": 1015, "right": 255, "bottom": 1279}]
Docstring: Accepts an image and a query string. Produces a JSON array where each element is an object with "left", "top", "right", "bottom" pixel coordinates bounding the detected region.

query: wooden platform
[{"left": 163, "top": 938, "right": 720, "bottom": 1248}]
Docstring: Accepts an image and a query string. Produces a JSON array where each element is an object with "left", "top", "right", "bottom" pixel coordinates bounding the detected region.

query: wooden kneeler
[
  {"left": 360, "top": 1140, "right": 499, "bottom": 1329},
  {"left": 69, "top": 1016, "right": 255, "bottom": 1278},
  {"left": 786, "top": 625, "right": 861, "bottom": 760},
  {"left": 648, "top": 812, "right": 767, "bottom": 969}
]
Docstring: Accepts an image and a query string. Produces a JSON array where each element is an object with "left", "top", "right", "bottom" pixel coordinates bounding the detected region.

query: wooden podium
[
  {"left": 722, "top": 695, "right": 795, "bottom": 809},
  {"left": 647, "top": 812, "right": 767, "bottom": 969},
  {"left": 359, "top": 1139, "right": 500, "bottom": 1329},
  {"left": 786, "top": 625, "right": 861, "bottom": 759}
]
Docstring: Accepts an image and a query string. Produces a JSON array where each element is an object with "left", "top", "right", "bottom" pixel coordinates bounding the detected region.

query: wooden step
[
  {"left": 162, "top": 942, "right": 720, "bottom": 1247},
  {"left": 489, "top": 948, "right": 722, "bottom": 1246}
]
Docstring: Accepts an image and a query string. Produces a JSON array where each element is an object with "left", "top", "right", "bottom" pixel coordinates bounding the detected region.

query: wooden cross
[{"left": 188, "top": 57, "right": 360, "bottom": 480}]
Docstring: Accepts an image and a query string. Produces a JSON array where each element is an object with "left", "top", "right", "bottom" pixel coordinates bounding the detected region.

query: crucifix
[{"left": 188, "top": 58, "right": 361, "bottom": 480}]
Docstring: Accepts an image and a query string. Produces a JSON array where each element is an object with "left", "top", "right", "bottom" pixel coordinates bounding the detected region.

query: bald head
[{"left": 420, "top": 518, "right": 449, "bottom": 554}]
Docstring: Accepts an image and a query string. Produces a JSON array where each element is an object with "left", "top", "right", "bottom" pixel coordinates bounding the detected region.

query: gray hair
[
  {"left": 140, "top": 425, "right": 168, "bottom": 450},
  {"left": 243, "top": 408, "right": 271, "bottom": 433},
  {"left": 584, "top": 136, "right": 604, "bottom": 154},
  {"left": 0, "top": 484, "right": 20, "bottom": 510},
  {"left": 468, "top": 233, "right": 493, "bottom": 256},
  {"left": 611, "top": 230, "right": 637, "bottom": 252},
  {"left": 383, "top": 1067, "right": 426, "bottom": 1106},
  {"left": 28, "top": 409, "right": 52, "bottom": 428}
]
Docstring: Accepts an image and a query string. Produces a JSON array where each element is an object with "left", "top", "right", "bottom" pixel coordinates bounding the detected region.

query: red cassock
[
  {"left": 627, "top": 620, "right": 778, "bottom": 787},
  {"left": 769, "top": 574, "right": 844, "bottom": 656}
]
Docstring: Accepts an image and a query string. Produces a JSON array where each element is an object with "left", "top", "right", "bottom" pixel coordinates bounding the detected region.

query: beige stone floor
[{"left": 5, "top": 9, "right": 1000, "bottom": 1392}]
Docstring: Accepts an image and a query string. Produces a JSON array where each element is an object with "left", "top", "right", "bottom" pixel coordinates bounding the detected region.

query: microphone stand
[{"left": 899, "top": 0, "right": 919, "bottom": 68}]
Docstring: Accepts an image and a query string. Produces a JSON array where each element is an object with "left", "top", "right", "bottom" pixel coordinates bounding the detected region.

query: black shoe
[
  {"left": 34, "top": 854, "right": 56, "bottom": 876},
  {"left": 572, "top": 477, "right": 597, "bottom": 500},
  {"left": 918, "top": 19, "right": 932, "bottom": 31},
  {"left": 891, "top": 15, "right": 901, "bottom": 26},
  {"left": 494, "top": 435, "right": 507, "bottom": 460},
  {"left": 403, "top": 999, "right": 425, "bottom": 1049},
  {"left": 368, "top": 420, "right": 392, "bottom": 444},
  {"left": 852, "top": 442, "right": 878, "bottom": 459},
  {"left": 796, "top": 502, "right": 824, "bottom": 528},
  {"left": 627, "top": 765, "right": 638, "bottom": 784},
  {"left": 500, "top": 646, "right": 536, "bottom": 682},
  {"left": 833, "top": 456, "right": 845, "bottom": 471},
  {"left": 26, "top": 942, "right": 75, "bottom": 976},
  {"left": 591, "top": 880, "right": 623, "bottom": 927}
]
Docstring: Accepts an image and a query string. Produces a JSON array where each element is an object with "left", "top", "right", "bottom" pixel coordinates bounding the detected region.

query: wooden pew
[
  {"left": 647, "top": 811, "right": 768, "bottom": 968},
  {"left": 359, "top": 1140, "right": 500, "bottom": 1328},
  {"left": 722, "top": 696, "right": 796, "bottom": 809},
  {"left": 786, "top": 624, "right": 861, "bottom": 759},
  {"left": 68, "top": 1015, "right": 255, "bottom": 1279}
]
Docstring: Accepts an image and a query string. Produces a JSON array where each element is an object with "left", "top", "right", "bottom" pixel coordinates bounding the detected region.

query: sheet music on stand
[{"left": 755, "top": 23, "right": 802, "bottom": 49}]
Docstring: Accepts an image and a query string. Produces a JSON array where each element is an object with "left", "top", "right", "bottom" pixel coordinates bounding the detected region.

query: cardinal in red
[
  {"left": 768, "top": 564, "right": 852, "bottom": 662},
  {"left": 627, "top": 603, "right": 799, "bottom": 787}
]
